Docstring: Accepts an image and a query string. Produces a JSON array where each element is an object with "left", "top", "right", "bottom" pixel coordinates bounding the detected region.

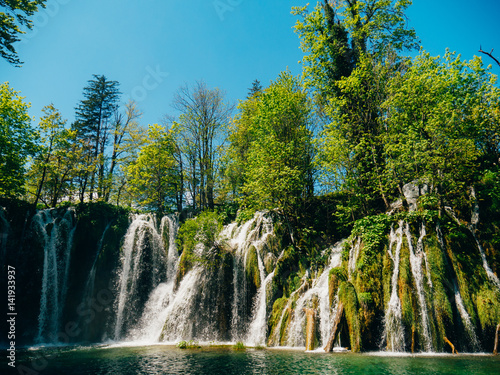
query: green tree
[
  {"left": 74, "top": 74, "right": 121, "bottom": 202},
  {"left": 293, "top": 0, "right": 418, "bottom": 107},
  {"left": 127, "top": 124, "right": 180, "bottom": 216},
  {"left": 239, "top": 72, "right": 314, "bottom": 226},
  {"left": 103, "top": 100, "right": 142, "bottom": 203},
  {"left": 318, "top": 55, "right": 394, "bottom": 215},
  {"left": 0, "top": 0, "right": 46, "bottom": 65},
  {"left": 383, "top": 51, "right": 500, "bottom": 211},
  {"left": 247, "top": 79, "right": 263, "bottom": 99},
  {"left": 26, "top": 104, "right": 77, "bottom": 207},
  {"left": 223, "top": 90, "right": 261, "bottom": 201},
  {"left": 0, "top": 82, "right": 36, "bottom": 197}
]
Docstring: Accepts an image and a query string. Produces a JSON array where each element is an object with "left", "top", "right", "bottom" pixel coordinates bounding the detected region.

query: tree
[
  {"left": 26, "top": 104, "right": 76, "bottom": 207},
  {"left": 173, "top": 81, "right": 233, "bottom": 211},
  {"left": 127, "top": 124, "right": 180, "bottom": 216},
  {"left": 74, "top": 74, "right": 120, "bottom": 202},
  {"left": 292, "top": 0, "right": 418, "bottom": 111},
  {"left": 294, "top": 1, "right": 418, "bottom": 215},
  {"left": 0, "top": 0, "right": 46, "bottom": 65},
  {"left": 239, "top": 72, "right": 314, "bottom": 225},
  {"left": 383, "top": 51, "right": 500, "bottom": 212},
  {"left": 0, "top": 82, "right": 36, "bottom": 197},
  {"left": 247, "top": 79, "right": 263, "bottom": 99},
  {"left": 223, "top": 90, "right": 261, "bottom": 201},
  {"left": 318, "top": 55, "right": 395, "bottom": 215},
  {"left": 103, "top": 100, "right": 142, "bottom": 203}
]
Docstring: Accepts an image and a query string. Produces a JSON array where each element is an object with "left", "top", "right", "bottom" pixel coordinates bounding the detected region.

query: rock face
[{"left": 402, "top": 181, "right": 429, "bottom": 211}]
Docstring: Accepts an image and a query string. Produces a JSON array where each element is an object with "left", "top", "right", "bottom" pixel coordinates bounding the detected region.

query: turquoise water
[{"left": 13, "top": 345, "right": 500, "bottom": 375}]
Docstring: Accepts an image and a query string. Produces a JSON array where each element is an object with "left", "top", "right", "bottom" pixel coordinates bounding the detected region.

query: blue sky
[{"left": 1, "top": 0, "right": 499, "bottom": 127}]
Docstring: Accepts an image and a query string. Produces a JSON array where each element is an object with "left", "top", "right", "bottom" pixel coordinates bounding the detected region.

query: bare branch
[{"left": 479, "top": 46, "right": 500, "bottom": 67}]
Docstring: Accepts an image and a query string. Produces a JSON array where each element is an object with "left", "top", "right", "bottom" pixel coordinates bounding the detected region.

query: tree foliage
[
  {"left": 0, "top": 0, "right": 46, "bottom": 65},
  {"left": 237, "top": 72, "right": 315, "bottom": 221},
  {"left": 74, "top": 74, "right": 121, "bottom": 202},
  {"left": 127, "top": 124, "right": 180, "bottom": 216},
  {"left": 26, "top": 104, "right": 76, "bottom": 207},
  {"left": 0, "top": 82, "right": 36, "bottom": 197},
  {"left": 383, "top": 51, "right": 500, "bottom": 210}
]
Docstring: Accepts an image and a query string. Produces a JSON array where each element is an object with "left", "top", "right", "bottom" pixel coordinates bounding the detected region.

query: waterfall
[
  {"left": 125, "top": 216, "right": 180, "bottom": 343},
  {"left": 78, "top": 221, "right": 113, "bottom": 337},
  {"left": 469, "top": 188, "right": 500, "bottom": 291},
  {"left": 348, "top": 237, "right": 361, "bottom": 277},
  {"left": 161, "top": 215, "right": 179, "bottom": 282},
  {"left": 286, "top": 244, "right": 343, "bottom": 348},
  {"left": 243, "top": 213, "right": 276, "bottom": 346},
  {"left": 453, "top": 281, "right": 480, "bottom": 352},
  {"left": 219, "top": 212, "right": 276, "bottom": 343},
  {"left": 405, "top": 222, "right": 433, "bottom": 352},
  {"left": 383, "top": 222, "right": 405, "bottom": 352},
  {"left": 246, "top": 260, "right": 273, "bottom": 346},
  {"left": 113, "top": 214, "right": 167, "bottom": 340},
  {"left": 225, "top": 220, "right": 254, "bottom": 341},
  {"left": 34, "top": 208, "right": 77, "bottom": 344}
]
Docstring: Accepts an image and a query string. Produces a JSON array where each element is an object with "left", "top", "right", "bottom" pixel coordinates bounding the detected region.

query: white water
[
  {"left": 348, "top": 237, "right": 361, "bottom": 277},
  {"left": 34, "top": 208, "right": 76, "bottom": 344},
  {"left": 114, "top": 214, "right": 166, "bottom": 340},
  {"left": 79, "top": 221, "right": 113, "bottom": 333},
  {"left": 384, "top": 222, "right": 405, "bottom": 352},
  {"left": 453, "top": 282, "right": 480, "bottom": 351},
  {"left": 286, "top": 244, "right": 343, "bottom": 348},
  {"left": 218, "top": 212, "right": 277, "bottom": 343},
  {"left": 127, "top": 281, "right": 175, "bottom": 343},
  {"left": 405, "top": 222, "right": 433, "bottom": 352},
  {"left": 161, "top": 215, "right": 179, "bottom": 282}
]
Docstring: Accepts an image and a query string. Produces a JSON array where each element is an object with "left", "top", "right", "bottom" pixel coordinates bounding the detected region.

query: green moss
[
  {"left": 398, "top": 239, "right": 415, "bottom": 340},
  {"left": 476, "top": 285, "right": 500, "bottom": 331},
  {"left": 425, "top": 233, "right": 453, "bottom": 350},
  {"left": 246, "top": 245, "right": 261, "bottom": 289},
  {"left": 338, "top": 281, "right": 361, "bottom": 352},
  {"left": 329, "top": 266, "right": 346, "bottom": 306}
]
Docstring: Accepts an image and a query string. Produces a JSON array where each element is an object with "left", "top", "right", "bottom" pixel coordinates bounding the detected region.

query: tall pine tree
[{"left": 74, "top": 75, "right": 120, "bottom": 201}]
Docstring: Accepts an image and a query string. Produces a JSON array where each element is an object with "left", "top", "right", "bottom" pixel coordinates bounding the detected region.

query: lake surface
[{"left": 12, "top": 345, "right": 500, "bottom": 375}]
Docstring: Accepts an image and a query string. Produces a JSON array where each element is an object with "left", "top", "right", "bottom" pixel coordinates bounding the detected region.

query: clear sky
[{"left": 1, "top": 0, "right": 499, "bottom": 127}]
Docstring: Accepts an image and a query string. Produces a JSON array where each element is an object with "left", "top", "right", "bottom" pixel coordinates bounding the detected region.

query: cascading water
[
  {"left": 126, "top": 216, "right": 180, "bottom": 343},
  {"left": 34, "top": 208, "right": 77, "bottom": 344},
  {"left": 78, "top": 221, "right": 113, "bottom": 337},
  {"left": 244, "top": 215, "right": 276, "bottom": 346},
  {"left": 453, "top": 281, "right": 480, "bottom": 351},
  {"left": 113, "top": 214, "right": 167, "bottom": 340},
  {"left": 348, "top": 237, "right": 361, "bottom": 277},
  {"left": 286, "top": 243, "right": 343, "bottom": 349},
  {"left": 383, "top": 222, "right": 405, "bottom": 352},
  {"left": 220, "top": 212, "right": 276, "bottom": 343},
  {"left": 469, "top": 188, "right": 500, "bottom": 291},
  {"left": 405, "top": 222, "right": 433, "bottom": 352},
  {"left": 161, "top": 215, "right": 179, "bottom": 282}
]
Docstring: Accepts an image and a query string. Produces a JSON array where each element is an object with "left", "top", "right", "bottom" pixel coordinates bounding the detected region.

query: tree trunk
[
  {"left": 494, "top": 323, "right": 500, "bottom": 355},
  {"left": 324, "top": 302, "right": 344, "bottom": 352},
  {"left": 304, "top": 308, "right": 317, "bottom": 351},
  {"left": 444, "top": 337, "right": 458, "bottom": 354}
]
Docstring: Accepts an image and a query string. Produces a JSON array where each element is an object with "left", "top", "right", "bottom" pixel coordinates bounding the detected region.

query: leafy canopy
[
  {"left": 0, "top": 82, "right": 36, "bottom": 197},
  {"left": 0, "top": 0, "right": 46, "bottom": 65}
]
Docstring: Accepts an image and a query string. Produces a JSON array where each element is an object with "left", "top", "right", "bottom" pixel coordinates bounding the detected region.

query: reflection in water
[{"left": 16, "top": 346, "right": 500, "bottom": 375}]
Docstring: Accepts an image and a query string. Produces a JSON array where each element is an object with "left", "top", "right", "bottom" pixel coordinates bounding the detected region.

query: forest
[{"left": 1, "top": 0, "right": 500, "bottom": 355}]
